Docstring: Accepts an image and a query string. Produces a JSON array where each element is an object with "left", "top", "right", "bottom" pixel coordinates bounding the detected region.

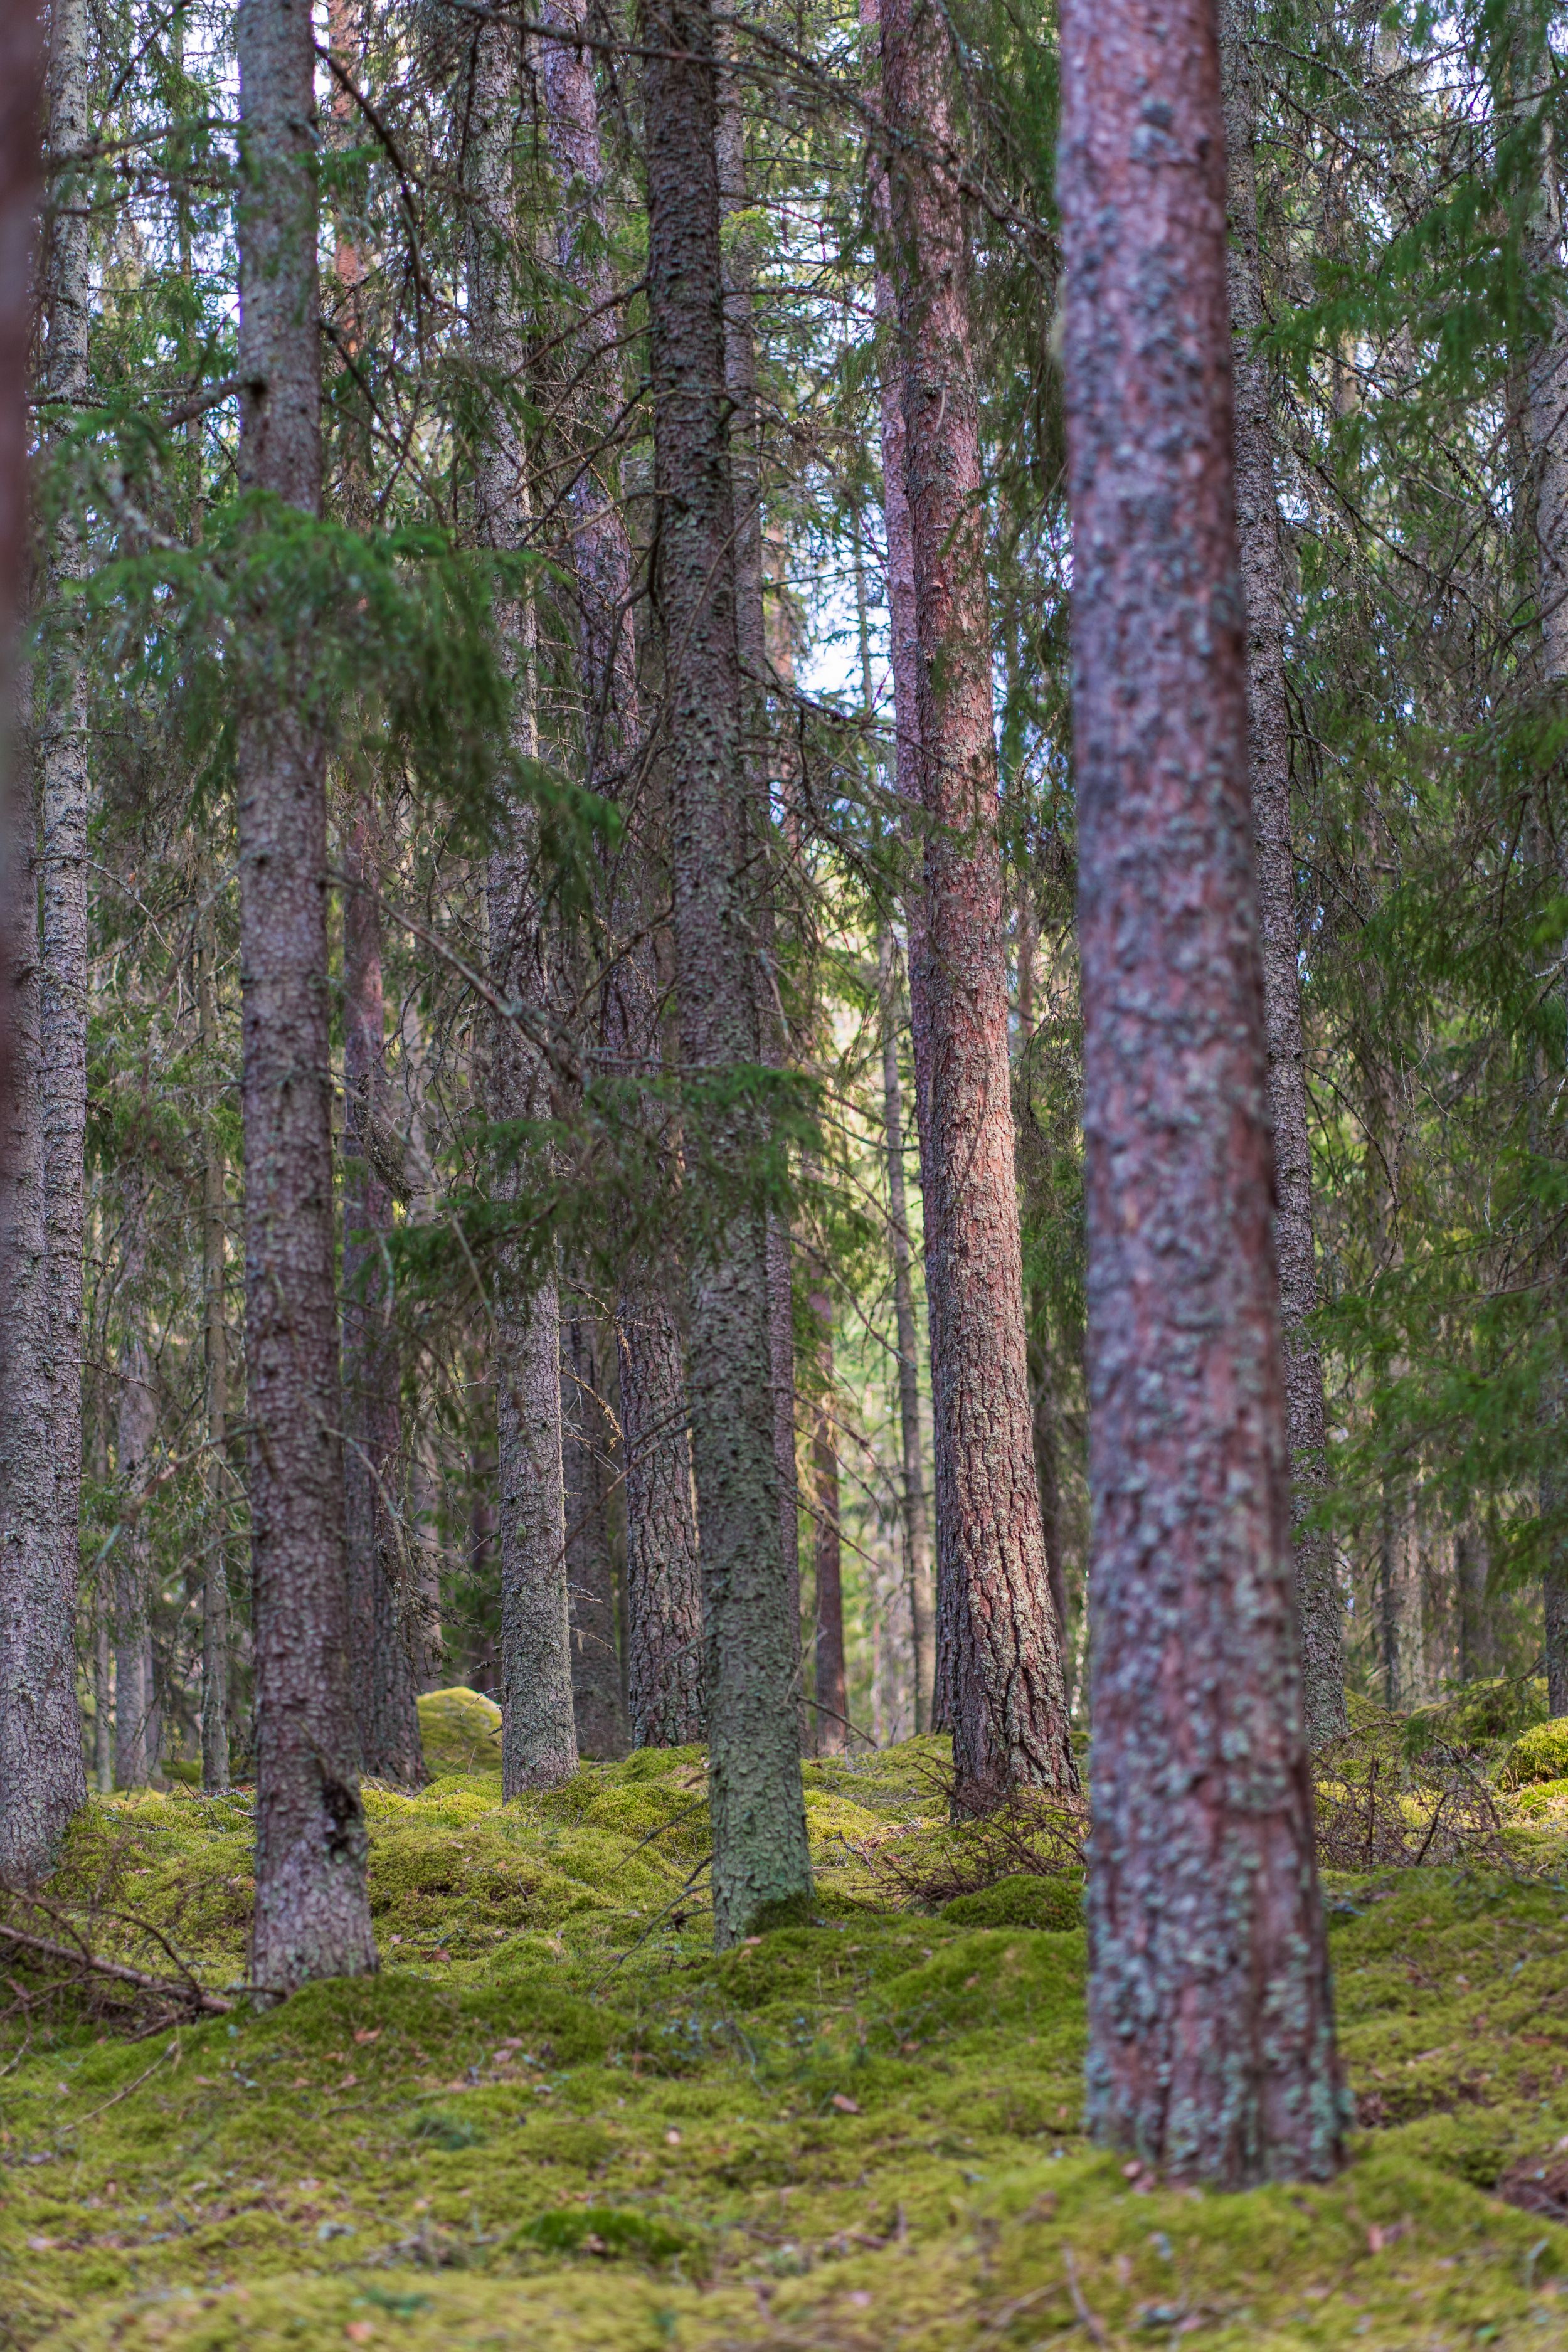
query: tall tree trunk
[
  {"left": 877, "top": 0, "right": 1075, "bottom": 1807},
  {"left": 341, "top": 817, "right": 424, "bottom": 1784},
  {"left": 1219, "top": 0, "right": 1347, "bottom": 1746},
  {"left": 644, "top": 0, "right": 812, "bottom": 1939},
  {"left": 38, "top": 0, "right": 92, "bottom": 1814},
  {"left": 1057, "top": 0, "right": 1342, "bottom": 2181},
  {"left": 539, "top": 0, "right": 704, "bottom": 1747},
  {"left": 464, "top": 16, "right": 577, "bottom": 1794},
  {"left": 561, "top": 1303, "right": 627, "bottom": 1756},
  {"left": 236, "top": 0, "right": 374, "bottom": 1990},
  {"left": 114, "top": 1194, "right": 156, "bottom": 1791},
  {"left": 716, "top": 67, "right": 803, "bottom": 1702},
  {"left": 805, "top": 1239, "right": 847, "bottom": 1754},
  {"left": 198, "top": 908, "right": 231, "bottom": 1793},
  {"left": 876, "top": 929, "right": 933, "bottom": 1732}
]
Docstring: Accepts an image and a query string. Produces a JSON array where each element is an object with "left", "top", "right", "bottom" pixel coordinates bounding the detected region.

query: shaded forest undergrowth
[{"left": 6, "top": 1693, "right": 1568, "bottom": 2348}]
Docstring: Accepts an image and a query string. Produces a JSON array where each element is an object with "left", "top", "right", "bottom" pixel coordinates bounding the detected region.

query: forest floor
[{"left": 4, "top": 1692, "right": 1568, "bottom": 2350}]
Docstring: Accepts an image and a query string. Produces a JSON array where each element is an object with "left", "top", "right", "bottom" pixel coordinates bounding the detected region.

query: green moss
[
  {"left": 415, "top": 1687, "right": 503, "bottom": 1776},
  {"left": 1502, "top": 1715, "right": 1568, "bottom": 1786},
  {"left": 6, "top": 1739, "right": 1568, "bottom": 2350},
  {"left": 940, "top": 1873, "right": 1083, "bottom": 1931}
]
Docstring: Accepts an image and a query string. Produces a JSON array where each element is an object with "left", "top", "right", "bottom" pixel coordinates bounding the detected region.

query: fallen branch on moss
[{"left": 0, "top": 1910, "right": 234, "bottom": 2020}]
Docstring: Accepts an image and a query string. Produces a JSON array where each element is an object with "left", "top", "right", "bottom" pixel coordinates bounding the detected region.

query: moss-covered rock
[
  {"left": 1502, "top": 1715, "right": 1568, "bottom": 1786},
  {"left": 940, "top": 1873, "right": 1083, "bottom": 1931},
  {"left": 416, "top": 1686, "right": 503, "bottom": 1776}
]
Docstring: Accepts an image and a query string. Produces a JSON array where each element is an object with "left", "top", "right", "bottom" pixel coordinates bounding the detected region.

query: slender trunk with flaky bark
[
  {"left": 37, "top": 0, "right": 92, "bottom": 1806},
  {"left": 198, "top": 909, "right": 231, "bottom": 1791},
  {"left": 644, "top": 0, "right": 811, "bottom": 1938},
  {"left": 539, "top": 0, "right": 704, "bottom": 1746},
  {"left": 808, "top": 1265, "right": 847, "bottom": 1754},
  {"left": 561, "top": 1303, "right": 627, "bottom": 1756},
  {"left": 0, "top": 0, "right": 79, "bottom": 1882},
  {"left": 877, "top": 0, "right": 1075, "bottom": 1806},
  {"left": 716, "top": 69, "right": 803, "bottom": 1698},
  {"left": 877, "top": 930, "right": 933, "bottom": 1731},
  {"left": 236, "top": 0, "right": 374, "bottom": 1990},
  {"left": 1219, "top": 0, "right": 1345, "bottom": 1746},
  {"left": 465, "top": 18, "right": 577, "bottom": 1794},
  {"left": 1058, "top": 0, "right": 1342, "bottom": 2180},
  {"left": 115, "top": 1194, "right": 156, "bottom": 1791},
  {"left": 341, "top": 820, "right": 423, "bottom": 1784}
]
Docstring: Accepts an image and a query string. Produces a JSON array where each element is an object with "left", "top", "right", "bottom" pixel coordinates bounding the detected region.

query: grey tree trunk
[
  {"left": 236, "top": 0, "right": 375, "bottom": 1991},
  {"left": 341, "top": 817, "right": 424, "bottom": 1785},
  {"left": 644, "top": 0, "right": 812, "bottom": 1939},
  {"left": 464, "top": 16, "right": 578, "bottom": 1794},
  {"left": 807, "top": 1261, "right": 847, "bottom": 1754},
  {"left": 716, "top": 67, "right": 803, "bottom": 1695},
  {"left": 878, "top": 937, "right": 932, "bottom": 1732},
  {"left": 1058, "top": 0, "right": 1343, "bottom": 2180},
  {"left": 198, "top": 909, "right": 231, "bottom": 1793},
  {"left": 114, "top": 1194, "right": 156, "bottom": 1791},
  {"left": 1219, "top": 0, "right": 1346, "bottom": 1746},
  {"left": 538, "top": 0, "right": 704, "bottom": 1747},
  {"left": 561, "top": 1305, "right": 627, "bottom": 1757},
  {"left": 877, "top": 0, "right": 1076, "bottom": 1806},
  {"left": 38, "top": 0, "right": 92, "bottom": 1802},
  {"left": 0, "top": 755, "right": 83, "bottom": 1875}
]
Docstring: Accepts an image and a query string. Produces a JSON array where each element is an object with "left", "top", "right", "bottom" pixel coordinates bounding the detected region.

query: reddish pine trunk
[
  {"left": 341, "top": 819, "right": 424, "bottom": 1785},
  {"left": 644, "top": 0, "right": 811, "bottom": 1938},
  {"left": 539, "top": 2, "right": 704, "bottom": 1747},
  {"left": 236, "top": 0, "right": 374, "bottom": 1991},
  {"left": 877, "top": 0, "right": 1075, "bottom": 1807},
  {"left": 1057, "top": 0, "right": 1342, "bottom": 2180},
  {"left": 1218, "top": 0, "right": 1345, "bottom": 1746}
]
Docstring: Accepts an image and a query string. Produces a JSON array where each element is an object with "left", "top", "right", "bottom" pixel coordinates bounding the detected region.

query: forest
[{"left": 5, "top": 0, "right": 1568, "bottom": 2338}]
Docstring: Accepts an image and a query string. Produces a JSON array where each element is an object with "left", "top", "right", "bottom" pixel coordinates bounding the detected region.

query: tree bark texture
[
  {"left": 38, "top": 0, "right": 92, "bottom": 1794},
  {"left": 198, "top": 911, "right": 231, "bottom": 1793},
  {"left": 0, "top": 760, "right": 84, "bottom": 1875},
  {"left": 878, "top": 0, "right": 1076, "bottom": 1807},
  {"left": 539, "top": 1, "right": 704, "bottom": 1748},
  {"left": 342, "top": 818, "right": 424, "bottom": 1785},
  {"left": 644, "top": 0, "right": 812, "bottom": 1939},
  {"left": 877, "top": 929, "right": 933, "bottom": 1732},
  {"left": 236, "top": 0, "right": 375, "bottom": 1991},
  {"left": 114, "top": 1197, "right": 156, "bottom": 1790},
  {"left": 1218, "top": 0, "right": 1346, "bottom": 1746},
  {"left": 806, "top": 1247, "right": 847, "bottom": 1754},
  {"left": 1057, "top": 0, "right": 1343, "bottom": 2182},
  {"left": 561, "top": 1303, "right": 627, "bottom": 1757},
  {"left": 465, "top": 16, "right": 578, "bottom": 1796}
]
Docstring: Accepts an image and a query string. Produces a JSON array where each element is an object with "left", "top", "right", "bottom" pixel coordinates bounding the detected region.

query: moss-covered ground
[{"left": 5, "top": 1690, "right": 1568, "bottom": 2349}]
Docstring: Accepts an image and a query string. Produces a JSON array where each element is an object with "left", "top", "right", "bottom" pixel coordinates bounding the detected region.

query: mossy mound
[
  {"left": 1502, "top": 1714, "right": 1568, "bottom": 1786},
  {"left": 415, "top": 1686, "right": 503, "bottom": 1776},
  {"left": 8, "top": 1740, "right": 1568, "bottom": 2348},
  {"left": 940, "top": 1872, "right": 1083, "bottom": 1931}
]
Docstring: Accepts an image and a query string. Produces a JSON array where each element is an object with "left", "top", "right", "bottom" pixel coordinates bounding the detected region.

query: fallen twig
[
  {"left": 1063, "top": 2245, "right": 1109, "bottom": 2346},
  {"left": 0, "top": 1919, "right": 233, "bottom": 2015}
]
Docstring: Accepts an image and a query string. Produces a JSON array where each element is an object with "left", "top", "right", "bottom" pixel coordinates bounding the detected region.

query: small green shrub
[
  {"left": 1502, "top": 1717, "right": 1568, "bottom": 1787},
  {"left": 941, "top": 1874, "right": 1083, "bottom": 1932}
]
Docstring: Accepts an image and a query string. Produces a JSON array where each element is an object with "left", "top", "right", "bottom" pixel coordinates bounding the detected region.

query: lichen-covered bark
[
  {"left": 0, "top": 0, "right": 82, "bottom": 1884},
  {"left": 1218, "top": 0, "right": 1345, "bottom": 1747},
  {"left": 539, "top": 0, "right": 704, "bottom": 1747},
  {"left": 645, "top": 0, "right": 811, "bottom": 1939},
  {"left": 38, "top": 0, "right": 92, "bottom": 1787},
  {"left": 716, "top": 71, "right": 803, "bottom": 1688},
  {"left": 877, "top": 0, "right": 1075, "bottom": 1808},
  {"left": 236, "top": 0, "right": 375, "bottom": 1992},
  {"left": 1057, "top": 0, "right": 1343, "bottom": 2181},
  {"left": 464, "top": 15, "right": 578, "bottom": 1796},
  {"left": 341, "top": 817, "right": 424, "bottom": 1787}
]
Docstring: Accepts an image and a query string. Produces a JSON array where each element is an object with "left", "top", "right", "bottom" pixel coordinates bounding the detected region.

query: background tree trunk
[
  {"left": 807, "top": 1251, "right": 847, "bottom": 1753},
  {"left": 539, "top": 0, "right": 704, "bottom": 1747},
  {"left": 114, "top": 1193, "right": 156, "bottom": 1791},
  {"left": 1219, "top": 0, "right": 1347, "bottom": 1745},
  {"left": 465, "top": 14, "right": 578, "bottom": 1794},
  {"left": 645, "top": 0, "right": 812, "bottom": 1939},
  {"left": 561, "top": 1303, "right": 627, "bottom": 1757},
  {"left": 877, "top": 927, "right": 933, "bottom": 1732},
  {"left": 341, "top": 815, "right": 423, "bottom": 1785},
  {"left": 878, "top": 0, "right": 1076, "bottom": 1806},
  {"left": 198, "top": 908, "right": 231, "bottom": 1793},
  {"left": 1058, "top": 0, "right": 1342, "bottom": 2180},
  {"left": 236, "top": 0, "right": 374, "bottom": 1991}
]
